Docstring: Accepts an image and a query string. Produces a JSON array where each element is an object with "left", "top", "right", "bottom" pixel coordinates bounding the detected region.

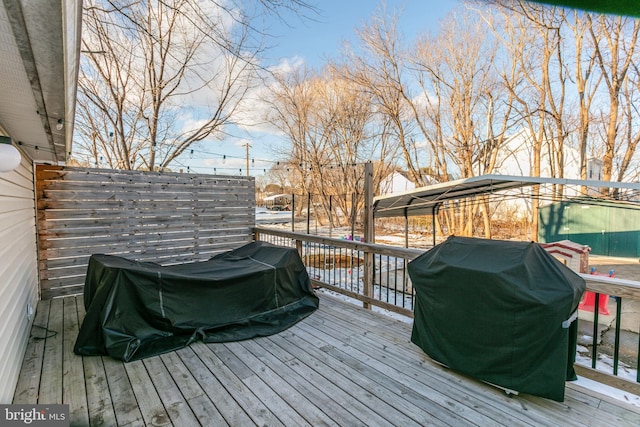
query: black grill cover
[
  {"left": 408, "top": 236, "right": 585, "bottom": 401},
  {"left": 74, "top": 241, "right": 318, "bottom": 361}
]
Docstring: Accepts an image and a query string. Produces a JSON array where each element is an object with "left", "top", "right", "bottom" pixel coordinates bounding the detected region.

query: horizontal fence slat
[
  {"left": 37, "top": 167, "right": 252, "bottom": 186},
  {"left": 40, "top": 221, "right": 251, "bottom": 244},
  {"left": 40, "top": 276, "right": 87, "bottom": 290},
  {"left": 38, "top": 212, "right": 255, "bottom": 229},
  {"left": 38, "top": 244, "right": 246, "bottom": 272},
  {"left": 36, "top": 165, "right": 255, "bottom": 298},
  {"left": 38, "top": 265, "right": 89, "bottom": 281},
  {"left": 39, "top": 179, "right": 254, "bottom": 190},
  {"left": 41, "top": 285, "right": 85, "bottom": 300},
  {"left": 39, "top": 234, "right": 253, "bottom": 259},
  {"left": 37, "top": 199, "right": 254, "bottom": 210}
]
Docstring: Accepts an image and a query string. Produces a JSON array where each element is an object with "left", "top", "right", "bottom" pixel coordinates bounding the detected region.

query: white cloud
[
  {"left": 231, "top": 56, "right": 307, "bottom": 136},
  {"left": 269, "top": 56, "right": 306, "bottom": 75}
]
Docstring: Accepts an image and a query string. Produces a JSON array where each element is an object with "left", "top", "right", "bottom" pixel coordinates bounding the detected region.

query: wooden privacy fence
[{"left": 36, "top": 165, "right": 255, "bottom": 299}]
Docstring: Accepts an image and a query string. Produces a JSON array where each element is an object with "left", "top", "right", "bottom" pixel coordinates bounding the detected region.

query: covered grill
[{"left": 408, "top": 236, "right": 585, "bottom": 401}]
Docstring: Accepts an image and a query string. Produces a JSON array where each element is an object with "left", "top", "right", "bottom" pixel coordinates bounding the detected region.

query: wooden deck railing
[
  {"left": 254, "top": 227, "right": 423, "bottom": 317},
  {"left": 576, "top": 273, "right": 640, "bottom": 393},
  {"left": 254, "top": 226, "right": 640, "bottom": 395}
]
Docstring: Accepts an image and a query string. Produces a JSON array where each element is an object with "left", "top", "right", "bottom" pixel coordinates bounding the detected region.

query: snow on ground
[
  {"left": 574, "top": 376, "right": 640, "bottom": 408},
  {"left": 318, "top": 288, "right": 413, "bottom": 323},
  {"left": 255, "top": 207, "right": 292, "bottom": 224}
]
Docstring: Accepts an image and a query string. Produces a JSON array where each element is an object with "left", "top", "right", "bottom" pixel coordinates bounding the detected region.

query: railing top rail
[{"left": 580, "top": 273, "right": 640, "bottom": 300}]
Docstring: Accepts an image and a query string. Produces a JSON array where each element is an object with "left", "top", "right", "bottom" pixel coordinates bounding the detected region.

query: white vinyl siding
[{"left": 0, "top": 155, "right": 38, "bottom": 403}]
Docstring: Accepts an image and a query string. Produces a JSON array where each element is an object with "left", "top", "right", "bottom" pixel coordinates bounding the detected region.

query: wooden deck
[{"left": 12, "top": 293, "right": 640, "bottom": 427}]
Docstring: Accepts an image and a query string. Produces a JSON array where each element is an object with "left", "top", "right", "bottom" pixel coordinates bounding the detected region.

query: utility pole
[{"left": 243, "top": 143, "right": 251, "bottom": 177}]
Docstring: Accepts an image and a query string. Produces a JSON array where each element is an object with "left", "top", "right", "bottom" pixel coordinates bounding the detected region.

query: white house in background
[
  {"left": 379, "top": 170, "right": 440, "bottom": 196},
  {"left": 492, "top": 129, "right": 581, "bottom": 182},
  {"left": 489, "top": 129, "right": 589, "bottom": 219},
  {"left": 0, "top": 2, "right": 82, "bottom": 402},
  {"left": 379, "top": 170, "right": 416, "bottom": 195}
]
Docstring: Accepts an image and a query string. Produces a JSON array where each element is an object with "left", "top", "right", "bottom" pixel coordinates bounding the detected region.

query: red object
[
  {"left": 578, "top": 268, "right": 613, "bottom": 315},
  {"left": 578, "top": 291, "right": 610, "bottom": 315}
]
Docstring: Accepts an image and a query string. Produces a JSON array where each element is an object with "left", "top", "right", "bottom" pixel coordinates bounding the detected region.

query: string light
[
  {"left": 70, "top": 126, "right": 370, "bottom": 175},
  {"left": 13, "top": 141, "right": 55, "bottom": 154}
]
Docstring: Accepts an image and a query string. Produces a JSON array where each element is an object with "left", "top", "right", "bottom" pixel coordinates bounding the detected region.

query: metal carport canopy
[{"left": 372, "top": 174, "right": 640, "bottom": 218}]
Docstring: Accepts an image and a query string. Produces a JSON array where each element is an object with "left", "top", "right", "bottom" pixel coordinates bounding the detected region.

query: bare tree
[
  {"left": 76, "top": 3, "right": 148, "bottom": 169},
  {"left": 615, "top": 70, "right": 640, "bottom": 185},
  {"left": 267, "top": 66, "right": 319, "bottom": 204},
  {"left": 589, "top": 14, "right": 640, "bottom": 194},
  {"left": 266, "top": 61, "right": 396, "bottom": 226},
  {"left": 347, "top": 9, "right": 430, "bottom": 187},
  {"left": 488, "top": 1, "right": 569, "bottom": 239},
  {"left": 564, "top": 11, "right": 602, "bottom": 191},
  {"left": 75, "top": 0, "right": 313, "bottom": 171},
  {"left": 411, "top": 9, "right": 516, "bottom": 237}
]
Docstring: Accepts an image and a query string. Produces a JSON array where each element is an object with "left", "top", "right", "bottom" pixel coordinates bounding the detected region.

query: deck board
[
  {"left": 191, "top": 341, "right": 285, "bottom": 427},
  {"left": 175, "top": 346, "right": 253, "bottom": 426},
  {"left": 62, "top": 297, "right": 89, "bottom": 425},
  {"left": 12, "top": 299, "right": 50, "bottom": 404},
  {"left": 83, "top": 355, "right": 118, "bottom": 427},
  {"left": 38, "top": 298, "right": 63, "bottom": 404},
  {"left": 76, "top": 298, "right": 119, "bottom": 427},
  {"left": 13, "top": 293, "right": 640, "bottom": 426},
  {"left": 226, "top": 339, "right": 342, "bottom": 426},
  {"left": 293, "top": 318, "right": 510, "bottom": 426},
  {"left": 311, "top": 305, "right": 568, "bottom": 426},
  {"left": 102, "top": 357, "right": 146, "bottom": 426},
  {"left": 280, "top": 324, "right": 454, "bottom": 425},
  {"left": 240, "top": 338, "right": 366, "bottom": 426},
  {"left": 143, "top": 356, "right": 201, "bottom": 426},
  {"left": 123, "top": 360, "right": 172, "bottom": 426}
]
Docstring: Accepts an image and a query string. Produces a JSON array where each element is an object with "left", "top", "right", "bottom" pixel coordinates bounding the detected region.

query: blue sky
[
  {"left": 179, "top": 0, "right": 461, "bottom": 176},
  {"left": 263, "top": 0, "right": 461, "bottom": 68}
]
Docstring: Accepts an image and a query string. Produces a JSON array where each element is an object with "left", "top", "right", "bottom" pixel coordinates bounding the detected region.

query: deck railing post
[
  {"left": 363, "top": 161, "right": 375, "bottom": 310},
  {"left": 363, "top": 249, "right": 373, "bottom": 310}
]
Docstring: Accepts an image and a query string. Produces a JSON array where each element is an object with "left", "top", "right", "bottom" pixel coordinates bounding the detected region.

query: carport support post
[
  {"left": 432, "top": 214, "right": 436, "bottom": 247},
  {"left": 329, "top": 195, "right": 333, "bottom": 238},
  {"left": 363, "top": 161, "right": 374, "bottom": 309},
  {"left": 432, "top": 203, "right": 441, "bottom": 247},
  {"left": 291, "top": 193, "right": 295, "bottom": 232},
  {"left": 307, "top": 192, "right": 311, "bottom": 234},
  {"left": 404, "top": 211, "right": 409, "bottom": 248}
]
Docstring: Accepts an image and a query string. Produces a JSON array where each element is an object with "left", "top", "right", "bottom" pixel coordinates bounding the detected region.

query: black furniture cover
[
  {"left": 408, "top": 236, "right": 585, "bottom": 401},
  {"left": 75, "top": 241, "right": 319, "bottom": 362}
]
